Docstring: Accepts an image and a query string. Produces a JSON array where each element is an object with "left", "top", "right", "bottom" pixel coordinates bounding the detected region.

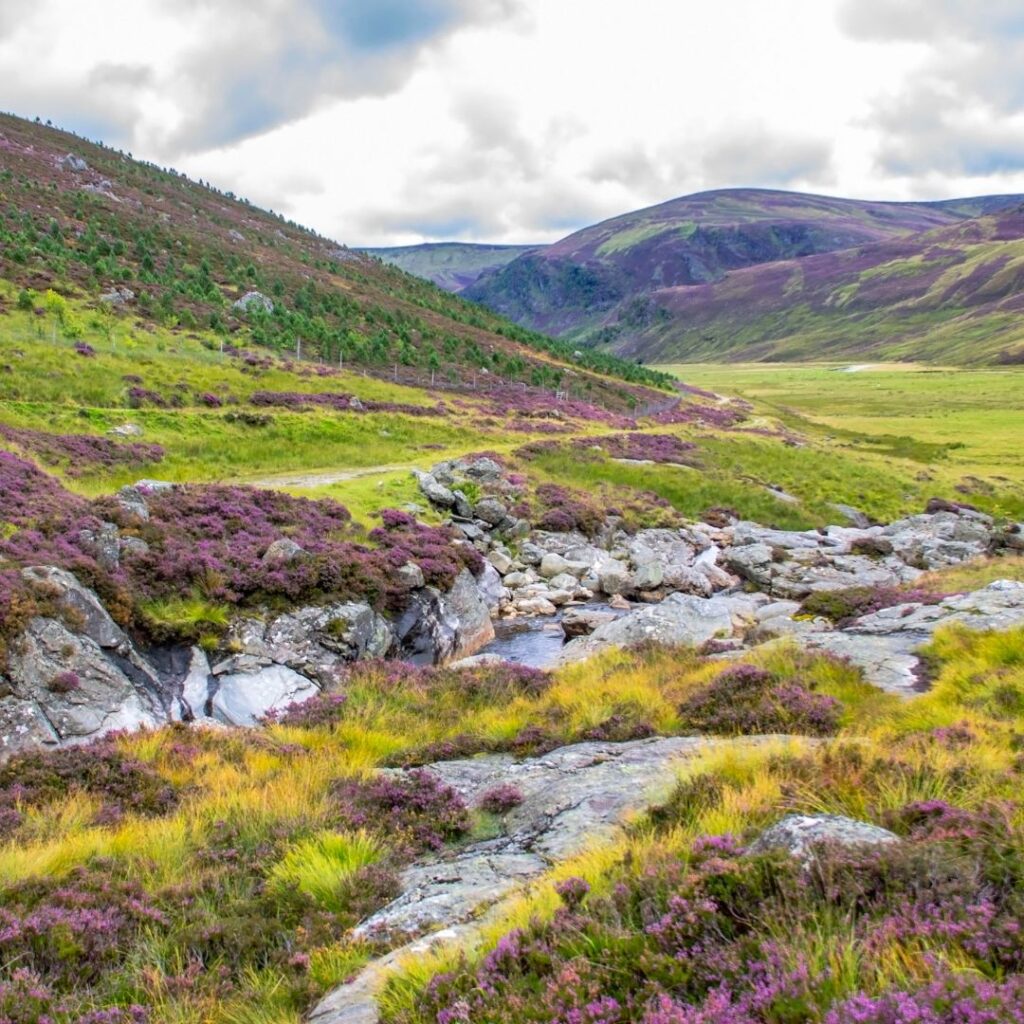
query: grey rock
[
  {"left": 232, "top": 290, "right": 274, "bottom": 314},
  {"left": 634, "top": 563, "right": 664, "bottom": 591},
  {"left": 830, "top": 503, "right": 871, "bottom": 529},
  {"left": 538, "top": 553, "right": 570, "bottom": 579},
  {"left": 451, "top": 490, "right": 473, "bottom": 519},
  {"left": 725, "top": 542, "right": 774, "bottom": 588},
  {"left": 108, "top": 422, "right": 144, "bottom": 438},
  {"left": 395, "top": 562, "right": 425, "bottom": 590},
  {"left": 560, "top": 593, "right": 756, "bottom": 663},
  {"left": 212, "top": 665, "right": 320, "bottom": 726},
  {"left": 5, "top": 617, "right": 162, "bottom": 752},
  {"left": 59, "top": 153, "right": 88, "bottom": 172},
  {"left": 596, "top": 558, "right": 633, "bottom": 595},
  {"left": 77, "top": 522, "right": 121, "bottom": 571},
  {"left": 750, "top": 814, "right": 899, "bottom": 863},
  {"left": 397, "top": 570, "right": 495, "bottom": 664},
  {"left": 178, "top": 647, "right": 213, "bottom": 720},
  {"left": 515, "top": 597, "right": 558, "bottom": 616},
  {"left": 561, "top": 607, "right": 618, "bottom": 638},
  {"left": 464, "top": 457, "right": 503, "bottom": 482},
  {"left": 119, "top": 536, "right": 149, "bottom": 559},
  {"left": 488, "top": 549, "right": 514, "bottom": 575},
  {"left": 262, "top": 538, "right": 304, "bottom": 564},
  {"left": 476, "top": 563, "right": 504, "bottom": 615},
  {"left": 473, "top": 497, "right": 508, "bottom": 526},
  {"left": 21, "top": 566, "right": 126, "bottom": 650},
  {"left": 414, "top": 471, "right": 455, "bottom": 509}
]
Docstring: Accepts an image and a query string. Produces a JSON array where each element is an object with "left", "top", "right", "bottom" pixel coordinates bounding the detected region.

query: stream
[{"left": 479, "top": 603, "right": 625, "bottom": 668}]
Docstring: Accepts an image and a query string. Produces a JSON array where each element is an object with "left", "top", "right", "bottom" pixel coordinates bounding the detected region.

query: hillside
[
  {"left": 361, "top": 242, "right": 542, "bottom": 291},
  {"left": 460, "top": 188, "right": 1024, "bottom": 358},
  {"left": 0, "top": 112, "right": 670, "bottom": 401},
  {"left": 625, "top": 204, "right": 1024, "bottom": 364}
]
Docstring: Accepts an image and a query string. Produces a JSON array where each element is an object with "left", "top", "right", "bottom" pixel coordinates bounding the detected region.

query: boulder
[
  {"left": 232, "top": 290, "right": 274, "bottom": 314},
  {"left": 634, "top": 563, "right": 664, "bottom": 591},
  {"left": 538, "top": 553, "right": 571, "bottom": 579},
  {"left": 560, "top": 593, "right": 754, "bottom": 663},
  {"left": 262, "top": 538, "right": 304, "bottom": 564},
  {"left": 414, "top": 471, "right": 455, "bottom": 509},
  {"left": 488, "top": 549, "right": 514, "bottom": 575},
  {"left": 3, "top": 617, "right": 163, "bottom": 754},
  {"left": 561, "top": 607, "right": 618, "bottom": 639},
  {"left": 397, "top": 569, "right": 495, "bottom": 664},
  {"left": 212, "top": 665, "right": 319, "bottom": 726},
  {"left": 749, "top": 814, "right": 899, "bottom": 863},
  {"left": 596, "top": 559, "right": 633, "bottom": 596},
  {"left": 464, "top": 457, "right": 503, "bottom": 482},
  {"left": 473, "top": 497, "right": 508, "bottom": 526},
  {"left": 395, "top": 562, "right": 425, "bottom": 590}
]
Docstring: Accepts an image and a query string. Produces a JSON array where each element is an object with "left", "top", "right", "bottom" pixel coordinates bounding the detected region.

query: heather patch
[
  {"left": 332, "top": 769, "right": 471, "bottom": 854},
  {"left": 0, "top": 743, "right": 179, "bottom": 826},
  {"left": 678, "top": 663, "right": 842, "bottom": 736},
  {"left": 0, "top": 424, "right": 164, "bottom": 477},
  {"left": 800, "top": 585, "right": 948, "bottom": 626},
  {"left": 250, "top": 389, "right": 444, "bottom": 417}
]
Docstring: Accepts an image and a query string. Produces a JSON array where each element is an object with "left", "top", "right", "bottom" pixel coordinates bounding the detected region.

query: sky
[{"left": 3, "top": 0, "right": 1024, "bottom": 246}]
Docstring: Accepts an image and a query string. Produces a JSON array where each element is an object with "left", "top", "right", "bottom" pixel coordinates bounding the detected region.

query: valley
[{"left": 1, "top": 109, "right": 1024, "bottom": 1024}]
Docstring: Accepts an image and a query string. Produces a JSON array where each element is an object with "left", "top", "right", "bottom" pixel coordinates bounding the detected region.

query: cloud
[
  {"left": 701, "top": 129, "right": 835, "bottom": 188},
  {"left": 839, "top": 0, "right": 1024, "bottom": 176}
]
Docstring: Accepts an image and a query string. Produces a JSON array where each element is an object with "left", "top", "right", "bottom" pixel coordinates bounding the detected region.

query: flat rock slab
[{"left": 310, "top": 735, "right": 771, "bottom": 1024}]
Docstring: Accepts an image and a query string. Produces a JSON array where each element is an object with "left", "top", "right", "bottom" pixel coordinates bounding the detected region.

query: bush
[
  {"left": 333, "top": 769, "right": 471, "bottom": 854},
  {"left": 678, "top": 664, "right": 841, "bottom": 736},
  {"left": 477, "top": 784, "right": 524, "bottom": 814}
]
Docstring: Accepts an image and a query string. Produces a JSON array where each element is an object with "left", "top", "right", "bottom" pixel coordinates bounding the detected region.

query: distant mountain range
[{"left": 364, "top": 188, "right": 1024, "bottom": 364}]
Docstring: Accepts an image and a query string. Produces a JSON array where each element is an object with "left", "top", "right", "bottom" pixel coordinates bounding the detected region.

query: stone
[
  {"left": 414, "top": 471, "right": 455, "bottom": 509},
  {"left": 473, "top": 497, "right": 507, "bottom": 526},
  {"left": 608, "top": 594, "right": 631, "bottom": 611},
  {"left": 634, "top": 563, "right": 664, "bottom": 591},
  {"left": 232, "top": 290, "right": 274, "bottom": 314},
  {"left": 465, "top": 457, "right": 503, "bottom": 482},
  {"left": 596, "top": 558, "right": 633, "bottom": 595},
  {"left": 178, "top": 647, "right": 213, "bottom": 721},
  {"left": 487, "top": 549, "right": 514, "bottom": 575},
  {"left": 452, "top": 490, "right": 473, "bottom": 519},
  {"left": 262, "top": 538, "right": 304, "bottom": 564},
  {"left": 662, "top": 564, "right": 713, "bottom": 597},
  {"left": 59, "top": 153, "right": 88, "bottom": 172},
  {"left": 108, "top": 422, "right": 144, "bottom": 438},
  {"left": 749, "top": 814, "right": 899, "bottom": 863},
  {"left": 475, "top": 562, "right": 504, "bottom": 615},
  {"left": 395, "top": 562, "right": 425, "bottom": 590},
  {"left": 77, "top": 522, "right": 121, "bottom": 572},
  {"left": 830, "top": 503, "right": 871, "bottom": 529},
  {"left": 397, "top": 570, "right": 495, "bottom": 665},
  {"left": 561, "top": 608, "right": 618, "bottom": 638},
  {"left": 547, "top": 572, "right": 579, "bottom": 592},
  {"left": 545, "top": 589, "right": 574, "bottom": 607},
  {"left": 560, "top": 593, "right": 751, "bottom": 663},
  {"left": 515, "top": 597, "right": 558, "bottom": 616},
  {"left": 21, "top": 566, "right": 126, "bottom": 650},
  {"left": 212, "top": 665, "right": 320, "bottom": 726},
  {"left": 725, "top": 542, "right": 774, "bottom": 588},
  {"left": 538, "top": 553, "right": 570, "bottom": 579},
  {"left": 4, "top": 617, "right": 163, "bottom": 752},
  {"left": 502, "top": 571, "right": 534, "bottom": 589}
]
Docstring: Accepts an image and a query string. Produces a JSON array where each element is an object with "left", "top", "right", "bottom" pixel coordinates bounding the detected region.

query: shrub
[
  {"left": 800, "top": 586, "right": 945, "bottom": 625},
  {"left": 0, "top": 743, "right": 179, "bottom": 820},
  {"left": 477, "top": 784, "right": 524, "bottom": 814},
  {"left": 678, "top": 664, "right": 841, "bottom": 736},
  {"left": 47, "top": 670, "right": 80, "bottom": 694},
  {"left": 333, "top": 769, "right": 471, "bottom": 854}
]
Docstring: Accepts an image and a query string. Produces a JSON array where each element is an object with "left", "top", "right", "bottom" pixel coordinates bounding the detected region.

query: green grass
[{"left": 661, "top": 362, "right": 1024, "bottom": 519}]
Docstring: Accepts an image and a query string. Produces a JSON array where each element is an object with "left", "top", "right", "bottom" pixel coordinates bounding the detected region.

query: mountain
[
  {"left": 616, "top": 203, "right": 1024, "bottom": 364},
  {"left": 361, "top": 242, "right": 543, "bottom": 291},
  {"left": 459, "top": 188, "right": 1024, "bottom": 361},
  {"left": 0, "top": 112, "right": 670, "bottom": 401}
]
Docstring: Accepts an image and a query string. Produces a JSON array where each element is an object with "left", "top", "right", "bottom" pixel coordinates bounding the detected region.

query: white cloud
[{"left": 4, "top": 0, "right": 1024, "bottom": 244}]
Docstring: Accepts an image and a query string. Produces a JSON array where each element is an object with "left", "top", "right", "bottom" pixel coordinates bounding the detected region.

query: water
[{"left": 480, "top": 603, "right": 624, "bottom": 669}]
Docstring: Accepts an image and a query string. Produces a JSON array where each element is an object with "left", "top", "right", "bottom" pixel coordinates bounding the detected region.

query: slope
[
  {"left": 625, "top": 204, "right": 1024, "bottom": 364},
  {"left": 0, "top": 111, "right": 671, "bottom": 404},
  {"left": 461, "top": 187, "right": 1024, "bottom": 347}
]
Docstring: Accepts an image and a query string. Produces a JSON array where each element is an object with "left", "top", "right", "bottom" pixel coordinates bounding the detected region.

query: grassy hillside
[
  {"left": 631, "top": 207, "right": 1024, "bottom": 363},
  {"left": 461, "top": 188, "right": 1024, "bottom": 344},
  {"left": 361, "top": 242, "right": 542, "bottom": 292},
  {"left": 0, "top": 112, "right": 670, "bottom": 401}
]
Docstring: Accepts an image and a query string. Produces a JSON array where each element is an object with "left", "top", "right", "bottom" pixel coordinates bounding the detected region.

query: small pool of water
[{"left": 480, "top": 604, "right": 624, "bottom": 669}]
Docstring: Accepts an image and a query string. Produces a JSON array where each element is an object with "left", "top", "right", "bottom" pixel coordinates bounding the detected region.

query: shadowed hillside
[{"left": 361, "top": 242, "right": 543, "bottom": 291}]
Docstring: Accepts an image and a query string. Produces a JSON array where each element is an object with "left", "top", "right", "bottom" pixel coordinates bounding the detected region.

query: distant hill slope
[
  {"left": 620, "top": 204, "right": 1024, "bottom": 365},
  {"left": 460, "top": 188, "right": 1024, "bottom": 359},
  {"left": 0, "top": 112, "right": 671, "bottom": 403},
  {"left": 361, "top": 242, "right": 543, "bottom": 291}
]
